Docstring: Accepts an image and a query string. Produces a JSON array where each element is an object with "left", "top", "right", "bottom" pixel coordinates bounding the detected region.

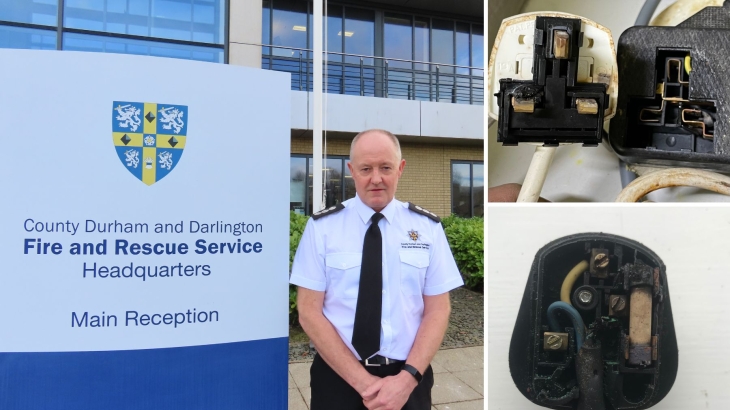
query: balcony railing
[{"left": 258, "top": 44, "right": 484, "bottom": 105}]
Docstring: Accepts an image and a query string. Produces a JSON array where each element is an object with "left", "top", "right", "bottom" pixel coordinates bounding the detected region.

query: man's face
[{"left": 347, "top": 132, "right": 406, "bottom": 212}]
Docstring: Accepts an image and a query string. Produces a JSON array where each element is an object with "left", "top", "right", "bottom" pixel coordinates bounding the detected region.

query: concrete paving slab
[
  {"left": 431, "top": 373, "right": 482, "bottom": 404},
  {"left": 452, "top": 369, "right": 484, "bottom": 396},
  {"left": 288, "top": 371, "right": 296, "bottom": 390},
  {"left": 432, "top": 347, "right": 483, "bottom": 372},
  {"left": 301, "top": 387, "right": 312, "bottom": 408},
  {"left": 288, "top": 346, "right": 485, "bottom": 408},
  {"left": 289, "top": 362, "right": 311, "bottom": 389},
  {"left": 430, "top": 359, "right": 448, "bottom": 374},
  {"left": 434, "top": 399, "right": 485, "bottom": 410},
  {"left": 288, "top": 388, "right": 308, "bottom": 410}
]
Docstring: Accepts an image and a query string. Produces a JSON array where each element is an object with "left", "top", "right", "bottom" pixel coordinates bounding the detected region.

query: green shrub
[
  {"left": 442, "top": 215, "right": 484, "bottom": 289},
  {"left": 289, "top": 211, "right": 309, "bottom": 324},
  {"left": 441, "top": 214, "right": 459, "bottom": 230},
  {"left": 290, "top": 211, "right": 309, "bottom": 270}
]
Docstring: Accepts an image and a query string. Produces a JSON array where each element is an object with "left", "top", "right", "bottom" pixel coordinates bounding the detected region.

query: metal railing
[{"left": 256, "top": 44, "right": 484, "bottom": 105}]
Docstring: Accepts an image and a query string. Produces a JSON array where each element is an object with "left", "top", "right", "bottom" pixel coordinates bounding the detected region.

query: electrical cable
[
  {"left": 619, "top": 160, "right": 637, "bottom": 188},
  {"left": 547, "top": 301, "right": 586, "bottom": 351},
  {"left": 616, "top": 168, "right": 730, "bottom": 202},
  {"left": 516, "top": 146, "right": 556, "bottom": 202},
  {"left": 561, "top": 260, "right": 589, "bottom": 305},
  {"left": 635, "top": 0, "right": 662, "bottom": 26}
]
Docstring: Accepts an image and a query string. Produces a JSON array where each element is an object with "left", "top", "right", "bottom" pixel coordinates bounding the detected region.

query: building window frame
[
  {"left": 261, "top": 0, "right": 483, "bottom": 103},
  {"left": 291, "top": 154, "right": 354, "bottom": 215},
  {"left": 0, "top": 0, "right": 227, "bottom": 63},
  {"left": 450, "top": 160, "right": 484, "bottom": 218}
]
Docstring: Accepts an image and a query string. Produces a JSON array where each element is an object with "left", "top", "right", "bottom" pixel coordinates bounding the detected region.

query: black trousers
[{"left": 309, "top": 353, "right": 434, "bottom": 410}]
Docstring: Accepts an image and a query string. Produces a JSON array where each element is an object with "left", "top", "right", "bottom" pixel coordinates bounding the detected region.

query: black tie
[{"left": 352, "top": 212, "right": 384, "bottom": 360}]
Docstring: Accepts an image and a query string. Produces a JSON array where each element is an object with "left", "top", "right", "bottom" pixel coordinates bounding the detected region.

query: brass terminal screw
[
  {"left": 594, "top": 253, "right": 609, "bottom": 269},
  {"left": 610, "top": 296, "right": 626, "bottom": 313},
  {"left": 546, "top": 334, "right": 563, "bottom": 350}
]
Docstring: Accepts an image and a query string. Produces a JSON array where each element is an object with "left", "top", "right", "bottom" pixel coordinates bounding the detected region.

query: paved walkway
[{"left": 288, "top": 346, "right": 483, "bottom": 410}]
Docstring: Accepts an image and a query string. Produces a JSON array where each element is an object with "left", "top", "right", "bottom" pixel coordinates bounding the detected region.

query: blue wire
[{"left": 547, "top": 301, "right": 586, "bottom": 351}]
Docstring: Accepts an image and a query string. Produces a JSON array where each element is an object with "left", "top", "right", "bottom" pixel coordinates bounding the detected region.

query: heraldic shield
[{"left": 112, "top": 101, "right": 187, "bottom": 186}]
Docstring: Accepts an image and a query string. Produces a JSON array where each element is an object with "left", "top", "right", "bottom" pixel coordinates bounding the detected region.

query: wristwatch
[{"left": 401, "top": 363, "right": 423, "bottom": 383}]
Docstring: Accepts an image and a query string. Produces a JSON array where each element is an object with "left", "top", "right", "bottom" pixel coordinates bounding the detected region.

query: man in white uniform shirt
[{"left": 290, "top": 129, "right": 463, "bottom": 410}]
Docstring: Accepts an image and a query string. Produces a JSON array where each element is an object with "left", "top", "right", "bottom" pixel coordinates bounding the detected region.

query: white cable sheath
[
  {"left": 616, "top": 168, "right": 730, "bottom": 202},
  {"left": 516, "top": 146, "right": 557, "bottom": 202}
]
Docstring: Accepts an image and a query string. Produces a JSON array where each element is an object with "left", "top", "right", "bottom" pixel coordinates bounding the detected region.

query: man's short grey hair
[{"left": 349, "top": 129, "right": 402, "bottom": 161}]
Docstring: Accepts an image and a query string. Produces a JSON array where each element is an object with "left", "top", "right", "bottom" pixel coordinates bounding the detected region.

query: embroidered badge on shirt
[
  {"left": 402, "top": 230, "right": 430, "bottom": 250},
  {"left": 408, "top": 230, "right": 420, "bottom": 241}
]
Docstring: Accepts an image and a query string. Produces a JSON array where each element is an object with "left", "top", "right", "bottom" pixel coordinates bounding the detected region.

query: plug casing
[{"left": 609, "top": 3, "right": 730, "bottom": 170}]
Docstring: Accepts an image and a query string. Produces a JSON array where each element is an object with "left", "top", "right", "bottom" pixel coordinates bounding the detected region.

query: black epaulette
[
  {"left": 407, "top": 203, "right": 440, "bottom": 222},
  {"left": 312, "top": 203, "right": 345, "bottom": 220}
]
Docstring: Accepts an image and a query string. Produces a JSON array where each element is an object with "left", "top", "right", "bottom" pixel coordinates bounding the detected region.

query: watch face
[{"left": 509, "top": 233, "right": 677, "bottom": 410}]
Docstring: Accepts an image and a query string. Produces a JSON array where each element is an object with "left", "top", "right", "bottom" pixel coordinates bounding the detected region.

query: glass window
[
  {"left": 451, "top": 161, "right": 483, "bottom": 217},
  {"left": 308, "top": 158, "right": 344, "bottom": 214},
  {"left": 455, "top": 22, "right": 470, "bottom": 75},
  {"left": 262, "top": 2, "right": 483, "bottom": 104},
  {"left": 414, "top": 72, "right": 431, "bottom": 101},
  {"left": 472, "top": 77, "right": 484, "bottom": 104},
  {"left": 64, "top": 0, "right": 224, "bottom": 44},
  {"left": 262, "top": 0, "right": 270, "bottom": 54},
  {"left": 290, "top": 157, "right": 307, "bottom": 214},
  {"left": 413, "top": 17, "right": 429, "bottom": 71},
  {"left": 270, "top": 56, "right": 307, "bottom": 90},
  {"left": 432, "top": 19, "right": 453, "bottom": 74},
  {"left": 267, "top": 0, "right": 307, "bottom": 90},
  {"left": 472, "top": 24, "right": 484, "bottom": 77},
  {"left": 325, "top": 62, "right": 343, "bottom": 94},
  {"left": 327, "top": 5, "right": 343, "bottom": 61},
  {"left": 344, "top": 7, "right": 373, "bottom": 65},
  {"left": 0, "top": 25, "right": 56, "bottom": 50},
  {"left": 451, "top": 163, "right": 470, "bottom": 218},
  {"left": 344, "top": 161, "right": 356, "bottom": 200},
  {"left": 63, "top": 32, "right": 223, "bottom": 62},
  {"left": 455, "top": 76, "right": 471, "bottom": 104},
  {"left": 323, "top": 157, "right": 344, "bottom": 208},
  {"left": 346, "top": 65, "right": 375, "bottom": 97},
  {"left": 437, "top": 75, "right": 454, "bottom": 103},
  {"left": 0, "top": 0, "right": 57, "bottom": 27},
  {"left": 387, "top": 69, "right": 412, "bottom": 100},
  {"left": 308, "top": 4, "right": 342, "bottom": 62},
  {"left": 384, "top": 13, "right": 411, "bottom": 70},
  {"left": 384, "top": 12, "right": 414, "bottom": 99},
  {"left": 272, "top": 0, "right": 307, "bottom": 57},
  {"left": 472, "top": 163, "right": 484, "bottom": 217},
  {"left": 292, "top": 156, "right": 354, "bottom": 215}
]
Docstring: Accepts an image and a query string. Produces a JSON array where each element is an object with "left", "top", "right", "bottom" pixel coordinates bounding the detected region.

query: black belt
[{"left": 360, "top": 355, "right": 404, "bottom": 367}]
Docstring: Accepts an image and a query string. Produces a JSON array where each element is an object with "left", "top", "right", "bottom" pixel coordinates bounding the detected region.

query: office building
[{"left": 1, "top": 0, "right": 483, "bottom": 217}]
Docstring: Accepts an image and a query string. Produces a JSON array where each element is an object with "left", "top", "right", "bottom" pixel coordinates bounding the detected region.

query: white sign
[
  {"left": 0, "top": 49, "right": 290, "bottom": 410},
  {"left": 0, "top": 49, "right": 290, "bottom": 408}
]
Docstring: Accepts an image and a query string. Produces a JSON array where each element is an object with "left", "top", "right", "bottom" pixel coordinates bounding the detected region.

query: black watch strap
[{"left": 401, "top": 363, "right": 423, "bottom": 383}]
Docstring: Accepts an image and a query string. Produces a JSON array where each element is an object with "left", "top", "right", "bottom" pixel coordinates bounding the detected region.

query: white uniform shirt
[{"left": 290, "top": 195, "right": 463, "bottom": 360}]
